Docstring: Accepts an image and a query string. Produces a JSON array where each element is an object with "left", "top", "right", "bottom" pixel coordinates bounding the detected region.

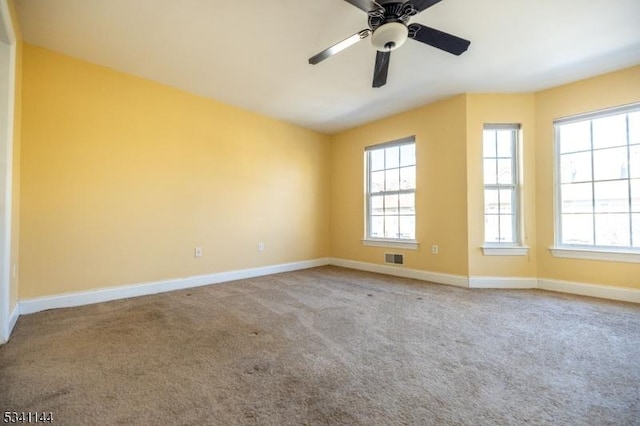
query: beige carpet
[{"left": 1, "top": 266, "right": 639, "bottom": 425}]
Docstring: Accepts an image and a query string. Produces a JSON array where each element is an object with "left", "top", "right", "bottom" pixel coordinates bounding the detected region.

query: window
[
  {"left": 554, "top": 104, "right": 640, "bottom": 258},
  {"left": 365, "top": 137, "right": 416, "bottom": 246},
  {"left": 483, "top": 124, "right": 522, "bottom": 249}
]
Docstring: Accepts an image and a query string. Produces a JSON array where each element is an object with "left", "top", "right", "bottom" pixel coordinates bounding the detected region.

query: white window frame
[
  {"left": 482, "top": 124, "right": 528, "bottom": 256},
  {"left": 551, "top": 103, "right": 640, "bottom": 263},
  {"left": 363, "top": 136, "right": 418, "bottom": 250}
]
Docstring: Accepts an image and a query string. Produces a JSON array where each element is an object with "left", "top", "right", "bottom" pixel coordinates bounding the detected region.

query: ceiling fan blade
[
  {"left": 372, "top": 51, "right": 390, "bottom": 88},
  {"left": 408, "top": 23, "right": 470, "bottom": 55},
  {"left": 309, "top": 29, "right": 371, "bottom": 65},
  {"left": 409, "top": 0, "right": 444, "bottom": 13},
  {"left": 343, "top": 0, "right": 379, "bottom": 12}
]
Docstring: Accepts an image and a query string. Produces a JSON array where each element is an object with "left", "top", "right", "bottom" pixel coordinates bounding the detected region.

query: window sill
[
  {"left": 549, "top": 246, "right": 640, "bottom": 264},
  {"left": 482, "top": 246, "right": 529, "bottom": 256},
  {"left": 362, "top": 239, "right": 419, "bottom": 250}
]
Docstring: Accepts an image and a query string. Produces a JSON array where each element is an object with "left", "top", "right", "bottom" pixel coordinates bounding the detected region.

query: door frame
[{"left": 0, "top": 0, "right": 17, "bottom": 344}]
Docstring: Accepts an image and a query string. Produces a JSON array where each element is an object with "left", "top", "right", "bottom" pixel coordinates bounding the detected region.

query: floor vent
[{"left": 384, "top": 253, "right": 404, "bottom": 265}]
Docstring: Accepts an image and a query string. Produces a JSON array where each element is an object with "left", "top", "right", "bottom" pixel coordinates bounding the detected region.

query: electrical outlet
[
  {"left": 258, "top": 242, "right": 265, "bottom": 252},
  {"left": 194, "top": 247, "right": 203, "bottom": 258},
  {"left": 431, "top": 245, "right": 439, "bottom": 255}
]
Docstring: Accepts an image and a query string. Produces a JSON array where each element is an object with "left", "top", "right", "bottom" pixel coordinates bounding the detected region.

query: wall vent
[{"left": 384, "top": 253, "right": 404, "bottom": 265}]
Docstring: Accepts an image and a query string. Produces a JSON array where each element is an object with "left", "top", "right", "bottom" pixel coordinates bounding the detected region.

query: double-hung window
[
  {"left": 483, "top": 124, "right": 526, "bottom": 255},
  {"left": 365, "top": 137, "right": 416, "bottom": 247},
  {"left": 553, "top": 104, "right": 640, "bottom": 261}
]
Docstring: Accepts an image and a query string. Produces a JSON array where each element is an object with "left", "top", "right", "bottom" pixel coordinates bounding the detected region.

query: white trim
[
  {"left": 0, "top": 0, "right": 16, "bottom": 345},
  {"left": 362, "top": 239, "right": 419, "bottom": 250},
  {"left": 482, "top": 246, "right": 529, "bottom": 256},
  {"left": 6, "top": 257, "right": 638, "bottom": 327},
  {"left": 554, "top": 102, "right": 640, "bottom": 125},
  {"left": 483, "top": 124, "right": 522, "bottom": 245},
  {"left": 329, "top": 258, "right": 639, "bottom": 303},
  {"left": 8, "top": 302, "right": 18, "bottom": 334},
  {"left": 554, "top": 105, "right": 640, "bottom": 252},
  {"left": 469, "top": 276, "right": 538, "bottom": 289},
  {"left": 329, "top": 257, "right": 469, "bottom": 288},
  {"left": 549, "top": 246, "right": 640, "bottom": 264},
  {"left": 20, "top": 258, "right": 330, "bottom": 315},
  {"left": 539, "top": 278, "right": 640, "bottom": 304}
]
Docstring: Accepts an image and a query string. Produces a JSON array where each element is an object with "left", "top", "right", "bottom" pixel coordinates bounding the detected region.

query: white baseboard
[
  {"left": 539, "top": 278, "right": 640, "bottom": 304},
  {"left": 469, "top": 276, "right": 538, "bottom": 289},
  {"left": 13, "top": 257, "right": 640, "bottom": 321},
  {"left": 0, "top": 303, "right": 20, "bottom": 344},
  {"left": 329, "top": 258, "right": 639, "bottom": 304},
  {"left": 20, "top": 258, "right": 331, "bottom": 315},
  {"left": 329, "top": 258, "right": 470, "bottom": 288},
  {"left": 8, "top": 303, "right": 19, "bottom": 334}
]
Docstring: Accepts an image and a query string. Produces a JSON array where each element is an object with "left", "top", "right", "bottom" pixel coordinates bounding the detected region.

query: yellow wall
[
  {"left": 330, "top": 95, "right": 470, "bottom": 276},
  {"left": 15, "top": 42, "right": 640, "bottom": 301},
  {"left": 331, "top": 67, "right": 639, "bottom": 290},
  {"left": 466, "top": 94, "right": 537, "bottom": 278},
  {"left": 20, "top": 44, "right": 331, "bottom": 298},
  {"left": 535, "top": 65, "right": 640, "bottom": 288},
  {"left": 8, "top": 0, "right": 21, "bottom": 313}
]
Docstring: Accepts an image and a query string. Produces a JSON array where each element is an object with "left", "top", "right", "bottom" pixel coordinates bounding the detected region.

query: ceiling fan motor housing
[
  {"left": 369, "top": 2, "right": 416, "bottom": 51},
  {"left": 371, "top": 22, "right": 409, "bottom": 51}
]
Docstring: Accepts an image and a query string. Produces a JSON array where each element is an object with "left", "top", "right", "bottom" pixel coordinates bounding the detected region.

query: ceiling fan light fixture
[{"left": 371, "top": 22, "right": 409, "bottom": 52}]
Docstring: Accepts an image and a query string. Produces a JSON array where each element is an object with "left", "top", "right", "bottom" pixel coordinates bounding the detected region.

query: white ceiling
[{"left": 15, "top": 0, "right": 640, "bottom": 134}]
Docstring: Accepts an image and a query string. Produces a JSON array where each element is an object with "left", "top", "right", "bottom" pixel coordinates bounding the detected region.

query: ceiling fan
[{"left": 309, "top": 0, "right": 471, "bottom": 88}]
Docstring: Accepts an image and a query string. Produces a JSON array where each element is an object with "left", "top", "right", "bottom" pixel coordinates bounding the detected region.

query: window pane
[
  {"left": 367, "top": 140, "right": 416, "bottom": 242},
  {"left": 370, "top": 170, "right": 385, "bottom": 193},
  {"left": 484, "top": 215, "right": 500, "bottom": 243},
  {"left": 632, "top": 179, "right": 640, "bottom": 212},
  {"left": 499, "top": 189, "right": 514, "bottom": 214},
  {"left": 630, "top": 112, "right": 640, "bottom": 145},
  {"left": 593, "top": 147, "right": 628, "bottom": 181},
  {"left": 384, "top": 216, "right": 399, "bottom": 239},
  {"left": 595, "top": 213, "right": 630, "bottom": 247},
  {"left": 400, "top": 144, "right": 415, "bottom": 167},
  {"left": 483, "top": 130, "right": 496, "bottom": 157},
  {"left": 385, "top": 168, "right": 400, "bottom": 191},
  {"left": 370, "top": 195, "right": 384, "bottom": 215},
  {"left": 370, "top": 216, "right": 384, "bottom": 238},
  {"left": 497, "top": 159, "right": 513, "bottom": 184},
  {"left": 561, "top": 214, "right": 594, "bottom": 245},
  {"left": 399, "top": 193, "right": 415, "bottom": 214},
  {"left": 593, "top": 114, "right": 627, "bottom": 149},
  {"left": 484, "top": 189, "right": 499, "bottom": 214},
  {"left": 561, "top": 183, "right": 593, "bottom": 213},
  {"left": 594, "top": 180, "right": 630, "bottom": 213},
  {"left": 385, "top": 146, "right": 400, "bottom": 169},
  {"left": 560, "top": 151, "right": 592, "bottom": 183},
  {"left": 556, "top": 109, "right": 640, "bottom": 250},
  {"left": 399, "top": 216, "right": 415, "bottom": 239},
  {"left": 496, "top": 130, "right": 513, "bottom": 157},
  {"left": 559, "top": 121, "right": 591, "bottom": 153},
  {"left": 400, "top": 166, "right": 416, "bottom": 190},
  {"left": 484, "top": 159, "right": 497, "bottom": 184},
  {"left": 499, "top": 215, "right": 514, "bottom": 243},
  {"left": 483, "top": 126, "right": 520, "bottom": 245},
  {"left": 633, "top": 214, "right": 640, "bottom": 248},
  {"left": 370, "top": 149, "right": 385, "bottom": 171},
  {"left": 384, "top": 194, "right": 399, "bottom": 215},
  {"left": 630, "top": 145, "right": 640, "bottom": 179}
]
